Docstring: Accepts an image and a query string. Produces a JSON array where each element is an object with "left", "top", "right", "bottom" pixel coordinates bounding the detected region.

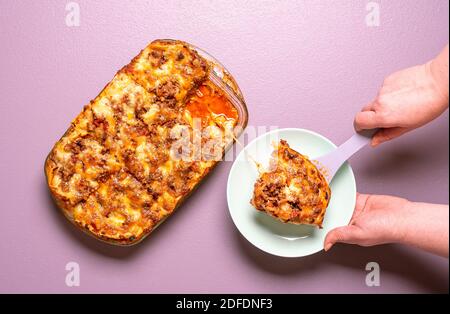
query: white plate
[{"left": 227, "top": 128, "right": 356, "bottom": 257}]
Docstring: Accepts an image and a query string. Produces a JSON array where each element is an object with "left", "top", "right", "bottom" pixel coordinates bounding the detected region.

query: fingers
[
  {"left": 354, "top": 110, "right": 391, "bottom": 131},
  {"left": 355, "top": 104, "right": 410, "bottom": 146},
  {"left": 371, "top": 127, "right": 410, "bottom": 147},
  {"left": 324, "top": 194, "right": 380, "bottom": 251},
  {"left": 324, "top": 194, "right": 371, "bottom": 251},
  {"left": 324, "top": 225, "right": 363, "bottom": 251}
]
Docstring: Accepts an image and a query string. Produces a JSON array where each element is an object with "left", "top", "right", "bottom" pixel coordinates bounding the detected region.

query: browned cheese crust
[
  {"left": 45, "top": 40, "right": 240, "bottom": 245},
  {"left": 250, "top": 140, "right": 331, "bottom": 228}
]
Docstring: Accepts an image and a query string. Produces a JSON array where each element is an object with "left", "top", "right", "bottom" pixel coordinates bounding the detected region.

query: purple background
[{"left": 0, "top": 0, "right": 448, "bottom": 293}]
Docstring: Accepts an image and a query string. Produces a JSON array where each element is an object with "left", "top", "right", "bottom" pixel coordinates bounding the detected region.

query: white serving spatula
[{"left": 314, "top": 129, "right": 377, "bottom": 183}]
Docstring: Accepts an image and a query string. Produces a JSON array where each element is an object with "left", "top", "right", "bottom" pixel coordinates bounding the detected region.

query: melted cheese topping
[
  {"left": 45, "top": 40, "right": 239, "bottom": 245},
  {"left": 250, "top": 140, "right": 331, "bottom": 228}
]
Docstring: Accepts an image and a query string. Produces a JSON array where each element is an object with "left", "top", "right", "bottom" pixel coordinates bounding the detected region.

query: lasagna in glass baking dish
[{"left": 45, "top": 39, "right": 248, "bottom": 245}]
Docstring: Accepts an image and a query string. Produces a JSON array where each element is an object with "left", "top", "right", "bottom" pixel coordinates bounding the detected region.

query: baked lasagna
[
  {"left": 250, "top": 140, "right": 331, "bottom": 227},
  {"left": 45, "top": 39, "right": 247, "bottom": 245}
]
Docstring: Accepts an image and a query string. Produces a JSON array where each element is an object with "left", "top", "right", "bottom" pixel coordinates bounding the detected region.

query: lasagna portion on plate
[
  {"left": 45, "top": 39, "right": 246, "bottom": 245},
  {"left": 250, "top": 140, "right": 331, "bottom": 227}
]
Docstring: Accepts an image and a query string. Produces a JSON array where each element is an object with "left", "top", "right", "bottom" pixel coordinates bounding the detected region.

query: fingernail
[{"left": 324, "top": 243, "right": 332, "bottom": 251}]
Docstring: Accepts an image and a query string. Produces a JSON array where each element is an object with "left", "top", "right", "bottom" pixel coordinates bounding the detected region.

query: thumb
[
  {"left": 324, "top": 225, "right": 362, "bottom": 251},
  {"left": 354, "top": 111, "right": 383, "bottom": 131}
]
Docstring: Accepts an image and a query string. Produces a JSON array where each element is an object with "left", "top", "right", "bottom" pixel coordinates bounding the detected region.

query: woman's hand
[
  {"left": 355, "top": 45, "right": 449, "bottom": 147},
  {"left": 324, "top": 193, "right": 409, "bottom": 249},
  {"left": 324, "top": 193, "right": 449, "bottom": 257}
]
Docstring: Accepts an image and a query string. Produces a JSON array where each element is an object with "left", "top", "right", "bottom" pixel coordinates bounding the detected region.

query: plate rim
[{"left": 226, "top": 127, "right": 357, "bottom": 258}]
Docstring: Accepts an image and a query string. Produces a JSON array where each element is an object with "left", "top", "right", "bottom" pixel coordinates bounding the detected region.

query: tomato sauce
[{"left": 185, "top": 82, "right": 239, "bottom": 127}]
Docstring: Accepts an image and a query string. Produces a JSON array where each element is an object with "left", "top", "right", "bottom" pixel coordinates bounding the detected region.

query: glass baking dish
[{"left": 45, "top": 39, "right": 248, "bottom": 246}]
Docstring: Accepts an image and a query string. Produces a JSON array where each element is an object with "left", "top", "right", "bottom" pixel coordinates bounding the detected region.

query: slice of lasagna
[{"left": 250, "top": 140, "right": 331, "bottom": 227}]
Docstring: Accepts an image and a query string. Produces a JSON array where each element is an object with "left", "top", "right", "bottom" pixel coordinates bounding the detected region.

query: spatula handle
[
  {"left": 335, "top": 129, "right": 377, "bottom": 162},
  {"left": 316, "top": 129, "right": 378, "bottom": 181}
]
